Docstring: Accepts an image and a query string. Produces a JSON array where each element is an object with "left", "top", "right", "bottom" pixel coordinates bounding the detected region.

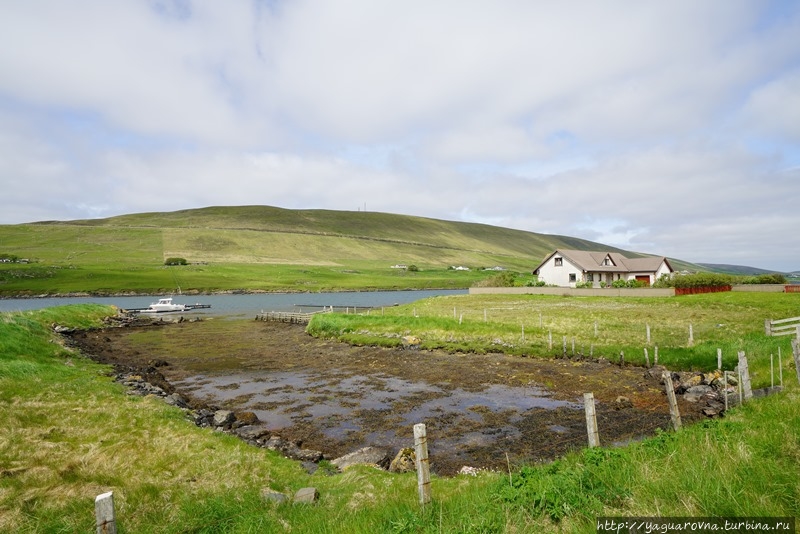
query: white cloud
[{"left": 0, "top": 1, "right": 799, "bottom": 271}]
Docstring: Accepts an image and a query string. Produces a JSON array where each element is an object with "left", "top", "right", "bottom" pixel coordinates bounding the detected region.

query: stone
[
  {"left": 614, "top": 396, "right": 633, "bottom": 410},
  {"left": 683, "top": 385, "right": 714, "bottom": 403},
  {"left": 389, "top": 448, "right": 416, "bottom": 473},
  {"left": 233, "top": 425, "right": 271, "bottom": 441},
  {"left": 331, "top": 447, "right": 391, "bottom": 471},
  {"left": 261, "top": 488, "right": 288, "bottom": 504},
  {"left": 401, "top": 336, "right": 421, "bottom": 350},
  {"left": 213, "top": 410, "right": 235, "bottom": 428},
  {"left": 234, "top": 411, "right": 260, "bottom": 426},
  {"left": 164, "top": 393, "right": 188, "bottom": 408},
  {"left": 293, "top": 487, "right": 319, "bottom": 504}
]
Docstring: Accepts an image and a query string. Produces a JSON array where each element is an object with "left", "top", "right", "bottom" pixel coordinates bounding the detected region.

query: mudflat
[{"left": 68, "top": 318, "right": 700, "bottom": 475}]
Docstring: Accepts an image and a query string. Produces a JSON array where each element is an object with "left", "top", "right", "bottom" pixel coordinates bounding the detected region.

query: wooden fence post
[
  {"left": 413, "top": 424, "right": 431, "bottom": 506},
  {"left": 654, "top": 346, "right": 659, "bottom": 366},
  {"left": 723, "top": 371, "right": 729, "bottom": 412},
  {"left": 95, "top": 491, "right": 116, "bottom": 534},
  {"left": 771, "top": 354, "right": 774, "bottom": 388},
  {"left": 662, "top": 371, "right": 682, "bottom": 430},
  {"left": 646, "top": 324, "right": 651, "bottom": 344},
  {"left": 738, "top": 351, "right": 753, "bottom": 400},
  {"left": 688, "top": 324, "right": 694, "bottom": 346},
  {"left": 717, "top": 348, "right": 722, "bottom": 370},
  {"left": 584, "top": 393, "right": 600, "bottom": 447},
  {"left": 792, "top": 338, "right": 800, "bottom": 386},
  {"left": 765, "top": 318, "right": 772, "bottom": 336},
  {"left": 548, "top": 330, "right": 553, "bottom": 350},
  {"left": 644, "top": 347, "right": 650, "bottom": 368},
  {"left": 779, "top": 347, "right": 783, "bottom": 387}
]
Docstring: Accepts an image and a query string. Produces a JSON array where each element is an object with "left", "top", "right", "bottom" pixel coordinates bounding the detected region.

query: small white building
[{"left": 533, "top": 249, "right": 673, "bottom": 288}]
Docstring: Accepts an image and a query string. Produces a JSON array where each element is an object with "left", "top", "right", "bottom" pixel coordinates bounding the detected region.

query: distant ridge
[
  {"left": 17, "top": 205, "right": 704, "bottom": 271},
  {"left": 696, "top": 263, "right": 786, "bottom": 276}
]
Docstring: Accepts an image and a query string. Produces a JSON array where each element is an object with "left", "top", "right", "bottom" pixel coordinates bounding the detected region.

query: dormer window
[
  {"left": 554, "top": 257, "right": 563, "bottom": 267},
  {"left": 603, "top": 257, "right": 612, "bottom": 266}
]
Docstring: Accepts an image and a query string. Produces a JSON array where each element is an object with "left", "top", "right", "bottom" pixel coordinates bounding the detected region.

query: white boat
[{"left": 142, "top": 297, "right": 189, "bottom": 313}]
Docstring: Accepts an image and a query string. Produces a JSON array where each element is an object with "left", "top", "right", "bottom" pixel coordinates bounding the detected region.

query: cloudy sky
[{"left": 1, "top": 1, "right": 799, "bottom": 271}]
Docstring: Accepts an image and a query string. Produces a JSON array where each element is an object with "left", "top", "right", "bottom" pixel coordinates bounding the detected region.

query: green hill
[{"left": 0, "top": 205, "right": 702, "bottom": 295}]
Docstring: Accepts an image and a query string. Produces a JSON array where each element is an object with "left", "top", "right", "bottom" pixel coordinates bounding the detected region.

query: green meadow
[{"left": 2, "top": 292, "right": 799, "bottom": 532}]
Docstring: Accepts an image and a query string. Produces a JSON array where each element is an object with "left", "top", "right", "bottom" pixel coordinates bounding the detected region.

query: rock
[
  {"left": 331, "top": 447, "right": 391, "bottom": 471},
  {"left": 678, "top": 373, "right": 703, "bottom": 391},
  {"left": 263, "top": 436, "right": 323, "bottom": 462},
  {"left": 213, "top": 410, "right": 235, "bottom": 428},
  {"left": 148, "top": 359, "right": 169, "bottom": 368},
  {"left": 401, "top": 336, "right": 421, "bottom": 350},
  {"left": 389, "top": 448, "right": 416, "bottom": 473},
  {"left": 683, "top": 385, "right": 714, "bottom": 403},
  {"left": 233, "top": 411, "right": 260, "bottom": 427},
  {"left": 614, "top": 396, "right": 633, "bottom": 410},
  {"left": 164, "top": 393, "right": 188, "bottom": 408},
  {"left": 293, "top": 487, "right": 319, "bottom": 504},
  {"left": 233, "top": 425, "right": 271, "bottom": 441},
  {"left": 645, "top": 365, "right": 668, "bottom": 381},
  {"left": 703, "top": 370, "right": 722, "bottom": 385},
  {"left": 261, "top": 488, "right": 289, "bottom": 504}
]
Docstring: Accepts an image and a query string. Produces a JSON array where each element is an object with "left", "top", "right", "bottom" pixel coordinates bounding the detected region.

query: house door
[{"left": 635, "top": 275, "right": 650, "bottom": 286}]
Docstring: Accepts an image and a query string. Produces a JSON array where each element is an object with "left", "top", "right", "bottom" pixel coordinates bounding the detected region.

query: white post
[
  {"left": 594, "top": 321, "right": 598, "bottom": 337},
  {"left": 662, "top": 371, "right": 682, "bottom": 430},
  {"left": 548, "top": 330, "right": 553, "bottom": 350},
  {"left": 571, "top": 337, "right": 575, "bottom": 356},
  {"left": 584, "top": 393, "right": 600, "bottom": 447},
  {"left": 654, "top": 346, "right": 659, "bottom": 366},
  {"left": 738, "top": 351, "right": 753, "bottom": 400},
  {"left": 779, "top": 347, "right": 783, "bottom": 387},
  {"left": 644, "top": 347, "right": 650, "bottom": 367},
  {"left": 717, "top": 348, "right": 722, "bottom": 370},
  {"left": 95, "top": 491, "right": 117, "bottom": 534},
  {"left": 688, "top": 324, "right": 694, "bottom": 346},
  {"left": 413, "top": 424, "right": 431, "bottom": 505},
  {"left": 771, "top": 354, "right": 774, "bottom": 388},
  {"left": 521, "top": 324, "right": 525, "bottom": 342},
  {"left": 484, "top": 309, "right": 487, "bottom": 322},
  {"left": 646, "top": 324, "right": 651, "bottom": 344},
  {"left": 459, "top": 313, "right": 463, "bottom": 325}
]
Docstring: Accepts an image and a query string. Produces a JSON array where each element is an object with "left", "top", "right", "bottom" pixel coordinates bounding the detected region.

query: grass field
[
  {"left": 2, "top": 293, "right": 799, "bottom": 532},
  {"left": 309, "top": 292, "right": 800, "bottom": 387}
]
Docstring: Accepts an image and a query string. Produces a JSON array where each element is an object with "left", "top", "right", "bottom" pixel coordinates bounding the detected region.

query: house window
[
  {"left": 603, "top": 258, "right": 611, "bottom": 266},
  {"left": 554, "top": 257, "right": 563, "bottom": 267},
  {"left": 569, "top": 273, "right": 576, "bottom": 282},
  {"left": 587, "top": 274, "right": 593, "bottom": 281}
]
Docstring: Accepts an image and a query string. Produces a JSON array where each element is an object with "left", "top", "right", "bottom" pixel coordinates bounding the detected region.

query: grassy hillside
[{"left": 0, "top": 205, "right": 702, "bottom": 295}]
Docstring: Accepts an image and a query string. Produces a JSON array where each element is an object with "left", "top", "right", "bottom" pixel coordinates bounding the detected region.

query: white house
[{"left": 533, "top": 249, "right": 673, "bottom": 288}]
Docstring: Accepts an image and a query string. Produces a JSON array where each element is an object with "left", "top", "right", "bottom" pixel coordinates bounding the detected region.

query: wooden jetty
[{"left": 255, "top": 309, "right": 331, "bottom": 325}]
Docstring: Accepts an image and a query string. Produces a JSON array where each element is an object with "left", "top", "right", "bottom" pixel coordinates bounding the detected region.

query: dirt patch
[{"left": 67, "top": 319, "right": 702, "bottom": 476}]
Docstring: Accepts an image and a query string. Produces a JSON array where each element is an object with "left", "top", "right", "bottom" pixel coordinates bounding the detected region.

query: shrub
[
  {"left": 164, "top": 257, "right": 188, "bottom": 266},
  {"left": 473, "top": 271, "right": 517, "bottom": 287},
  {"left": 407, "top": 264, "right": 419, "bottom": 272},
  {"left": 741, "top": 273, "right": 787, "bottom": 284}
]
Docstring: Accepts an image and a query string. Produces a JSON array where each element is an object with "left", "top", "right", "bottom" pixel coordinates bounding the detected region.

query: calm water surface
[{"left": 0, "top": 289, "right": 467, "bottom": 317}]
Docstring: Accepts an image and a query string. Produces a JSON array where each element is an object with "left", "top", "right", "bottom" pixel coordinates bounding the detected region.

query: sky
[{"left": 1, "top": 1, "right": 799, "bottom": 272}]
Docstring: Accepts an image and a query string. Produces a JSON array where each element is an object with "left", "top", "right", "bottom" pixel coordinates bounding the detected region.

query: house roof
[{"left": 533, "top": 249, "right": 673, "bottom": 274}]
